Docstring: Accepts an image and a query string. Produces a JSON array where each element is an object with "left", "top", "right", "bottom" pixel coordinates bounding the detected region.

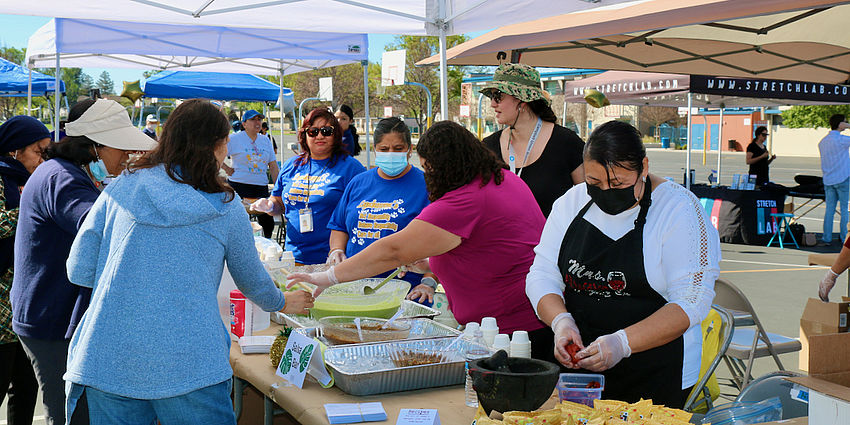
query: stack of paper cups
[
  {"left": 480, "top": 317, "right": 499, "bottom": 347},
  {"left": 492, "top": 334, "right": 511, "bottom": 356},
  {"left": 510, "top": 330, "right": 531, "bottom": 358}
]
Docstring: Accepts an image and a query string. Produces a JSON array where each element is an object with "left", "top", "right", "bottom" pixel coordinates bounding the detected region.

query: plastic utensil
[
  {"left": 363, "top": 268, "right": 402, "bottom": 295},
  {"left": 380, "top": 308, "right": 404, "bottom": 330},
  {"left": 353, "top": 317, "right": 364, "bottom": 342}
]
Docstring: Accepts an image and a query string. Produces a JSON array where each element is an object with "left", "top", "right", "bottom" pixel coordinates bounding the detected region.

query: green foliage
[
  {"left": 780, "top": 105, "right": 850, "bottom": 129},
  {"left": 96, "top": 71, "right": 115, "bottom": 95}
]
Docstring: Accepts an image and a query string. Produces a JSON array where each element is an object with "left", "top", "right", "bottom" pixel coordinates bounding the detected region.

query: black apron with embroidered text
[{"left": 557, "top": 185, "right": 685, "bottom": 407}]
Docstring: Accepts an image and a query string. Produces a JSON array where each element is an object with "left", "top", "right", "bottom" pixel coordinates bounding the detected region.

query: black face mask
[{"left": 586, "top": 180, "right": 641, "bottom": 215}]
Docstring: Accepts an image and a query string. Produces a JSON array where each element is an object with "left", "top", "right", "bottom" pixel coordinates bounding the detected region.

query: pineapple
[{"left": 270, "top": 326, "right": 293, "bottom": 367}]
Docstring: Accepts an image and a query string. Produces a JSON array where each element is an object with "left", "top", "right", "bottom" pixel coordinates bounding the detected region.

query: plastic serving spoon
[
  {"left": 363, "top": 267, "right": 402, "bottom": 295},
  {"left": 380, "top": 308, "right": 404, "bottom": 330},
  {"left": 353, "top": 317, "right": 364, "bottom": 342}
]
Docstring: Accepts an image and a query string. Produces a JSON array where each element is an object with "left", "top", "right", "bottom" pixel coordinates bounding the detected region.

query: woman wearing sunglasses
[
  {"left": 481, "top": 63, "right": 585, "bottom": 217},
  {"left": 251, "top": 108, "right": 365, "bottom": 265}
]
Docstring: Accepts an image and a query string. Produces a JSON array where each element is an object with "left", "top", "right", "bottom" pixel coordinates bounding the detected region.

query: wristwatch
[{"left": 420, "top": 276, "right": 438, "bottom": 290}]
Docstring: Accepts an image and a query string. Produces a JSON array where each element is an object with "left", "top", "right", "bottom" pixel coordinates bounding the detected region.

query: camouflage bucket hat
[{"left": 481, "top": 63, "right": 551, "bottom": 106}]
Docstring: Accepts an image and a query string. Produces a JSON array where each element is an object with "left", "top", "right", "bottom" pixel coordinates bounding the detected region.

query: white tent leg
[
  {"left": 54, "top": 54, "right": 60, "bottom": 142},
  {"left": 438, "top": 0, "right": 448, "bottom": 122},
  {"left": 362, "top": 60, "right": 371, "bottom": 168},
  {"left": 279, "top": 66, "right": 285, "bottom": 167},
  {"left": 717, "top": 108, "right": 724, "bottom": 186},
  {"left": 686, "top": 92, "right": 692, "bottom": 189},
  {"left": 27, "top": 69, "right": 32, "bottom": 117}
]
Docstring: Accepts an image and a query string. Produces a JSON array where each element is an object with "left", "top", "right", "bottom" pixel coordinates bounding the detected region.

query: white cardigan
[{"left": 526, "top": 180, "right": 720, "bottom": 389}]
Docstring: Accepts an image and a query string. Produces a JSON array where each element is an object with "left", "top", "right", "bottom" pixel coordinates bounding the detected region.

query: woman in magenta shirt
[{"left": 288, "top": 121, "right": 551, "bottom": 357}]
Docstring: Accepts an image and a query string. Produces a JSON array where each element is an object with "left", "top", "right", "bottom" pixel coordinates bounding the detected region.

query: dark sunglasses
[
  {"left": 490, "top": 90, "right": 505, "bottom": 103},
  {"left": 306, "top": 126, "right": 334, "bottom": 137},
  {"left": 760, "top": 132, "right": 769, "bottom": 137}
]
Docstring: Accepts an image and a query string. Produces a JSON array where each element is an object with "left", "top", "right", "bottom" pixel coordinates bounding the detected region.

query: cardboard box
[
  {"left": 798, "top": 298, "right": 849, "bottom": 371},
  {"left": 788, "top": 332, "right": 850, "bottom": 425}
]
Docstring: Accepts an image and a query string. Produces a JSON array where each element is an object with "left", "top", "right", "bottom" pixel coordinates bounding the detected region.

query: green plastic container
[{"left": 309, "top": 278, "right": 409, "bottom": 319}]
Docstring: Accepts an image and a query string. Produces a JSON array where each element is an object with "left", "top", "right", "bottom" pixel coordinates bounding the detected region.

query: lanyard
[
  {"left": 507, "top": 117, "right": 543, "bottom": 178},
  {"left": 304, "top": 157, "right": 329, "bottom": 208}
]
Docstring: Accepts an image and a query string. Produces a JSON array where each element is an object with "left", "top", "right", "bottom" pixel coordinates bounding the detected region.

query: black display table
[{"left": 690, "top": 184, "right": 787, "bottom": 245}]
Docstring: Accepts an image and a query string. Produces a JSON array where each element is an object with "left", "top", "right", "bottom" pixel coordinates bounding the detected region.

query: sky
[{"left": 0, "top": 14, "right": 404, "bottom": 87}]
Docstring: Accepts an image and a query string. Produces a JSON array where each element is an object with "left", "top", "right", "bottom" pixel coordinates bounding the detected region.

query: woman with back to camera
[
  {"left": 11, "top": 99, "right": 157, "bottom": 425},
  {"left": 481, "top": 63, "right": 585, "bottom": 217},
  {"left": 526, "top": 121, "right": 720, "bottom": 408},
  {"left": 63, "top": 99, "right": 313, "bottom": 423},
  {"left": 287, "top": 121, "right": 553, "bottom": 357},
  {"left": 335, "top": 104, "right": 361, "bottom": 156},
  {"left": 0, "top": 116, "right": 52, "bottom": 425},
  {"left": 326, "top": 117, "right": 434, "bottom": 304},
  {"left": 251, "top": 108, "right": 365, "bottom": 265}
]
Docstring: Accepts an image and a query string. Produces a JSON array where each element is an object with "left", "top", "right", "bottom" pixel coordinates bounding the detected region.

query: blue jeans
[
  {"left": 66, "top": 379, "right": 235, "bottom": 425},
  {"left": 823, "top": 177, "right": 850, "bottom": 243}
]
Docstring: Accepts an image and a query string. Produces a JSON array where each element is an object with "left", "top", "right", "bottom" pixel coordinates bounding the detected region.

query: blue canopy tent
[
  {"left": 143, "top": 70, "right": 292, "bottom": 103},
  {"left": 0, "top": 57, "right": 65, "bottom": 95}
]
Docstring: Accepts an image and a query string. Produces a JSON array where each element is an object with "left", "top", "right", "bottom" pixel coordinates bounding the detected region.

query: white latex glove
[
  {"left": 326, "top": 249, "right": 346, "bottom": 265},
  {"left": 286, "top": 266, "right": 339, "bottom": 297},
  {"left": 820, "top": 268, "right": 840, "bottom": 302},
  {"left": 552, "top": 312, "right": 583, "bottom": 368},
  {"left": 577, "top": 329, "right": 631, "bottom": 372},
  {"left": 403, "top": 258, "right": 431, "bottom": 275},
  {"left": 250, "top": 198, "right": 274, "bottom": 213}
]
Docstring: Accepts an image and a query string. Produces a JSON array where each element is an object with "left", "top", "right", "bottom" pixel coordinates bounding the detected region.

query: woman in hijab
[{"left": 0, "top": 116, "right": 51, "bottom": 425}]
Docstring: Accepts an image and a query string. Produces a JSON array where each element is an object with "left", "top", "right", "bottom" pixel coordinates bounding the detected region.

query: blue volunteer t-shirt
[
  {"left": 328, "top": 167, "right": 429, "bottom": 288},
  {"left": 273, "top": 154, "right": 365, "bottom": 264}
]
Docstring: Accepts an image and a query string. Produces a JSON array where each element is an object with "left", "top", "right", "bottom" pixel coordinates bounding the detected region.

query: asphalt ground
[{"left": 2, "top": 142, "right": 839, "bottom": 422}]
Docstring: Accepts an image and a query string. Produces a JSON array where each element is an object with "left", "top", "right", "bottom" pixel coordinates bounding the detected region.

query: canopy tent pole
[
  {"left": 437, "top": 0, "right": 448, "bottom": 121},
  {"left": 403, "top": 82, "right": 432, "bottom": 131},
  {"left": 717, "top": 108, "right": 724, "bottom": 186},
  {"left": 27, "top": 68, "right": 32, "bottom": 117},
  {"left": 362, "top": 60, "right": 371, "bottom": 168},
  {"left": 685, "top": 92, "right": 692, "bottom": 189},
  {"left": 54, "top": 53, "right": 60, "bottom": 142},
  {"left": 477, "top": 92, "right": 484, "bottom": 139},
  {"left": 279, "top": 65, "right": 285, "bottom": 167}
]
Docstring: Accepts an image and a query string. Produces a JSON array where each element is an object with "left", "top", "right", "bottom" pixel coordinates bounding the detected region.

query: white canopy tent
[
  {"left": 6, "top": 0, "right": 639, "bottom": 118},
  {"left": 25, "top": 18, "right": 368, "bottom": 164}
]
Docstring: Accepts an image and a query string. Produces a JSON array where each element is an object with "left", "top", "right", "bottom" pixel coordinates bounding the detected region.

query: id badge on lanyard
[
  {"left": 508, "top": 117, "right": 543, "bottom": 178},
  {"left": 299, "top": 207, "right": 314, "bottom": 233}
]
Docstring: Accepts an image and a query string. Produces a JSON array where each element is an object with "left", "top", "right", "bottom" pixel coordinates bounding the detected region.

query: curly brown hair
[
  {"left": 130, "top": 99, "right": 235, "bottom": 202},
  {"left": 296, "top": 108, "right": 346, "bottom": 167},
  {"left": 416, "top": 121, "right": 507, "bottom": 202}
]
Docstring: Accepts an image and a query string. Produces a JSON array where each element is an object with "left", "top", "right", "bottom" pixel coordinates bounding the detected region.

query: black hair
[
  {"left": 44, "top": 99, "right": 99, "bottom": 166},
  {"left": 261, "top": 122, "right": 270, "bottom": 131},
  {"left": 417, "top": 121, "right": 507, "bottom": 201},
  {"left": 752, "top": 126, "right": 768, "bottom": 143},
  {"left": 374, "top": 117, "right": 411, "bottom": 148},
  {"left": 337, "top": 104, "right": 360, "bottom": 155},
  {"left": 830, "top": 114, "right": 846, "bottom": 130},
  {"left": 296, "top": 108, "right": 346, "bottom": 167},
  {"left": 583, "top": 120, "right": 645, "bottom": 183},
  {"left": 526, "top": 99, "right": 557, "bottom": 123}
]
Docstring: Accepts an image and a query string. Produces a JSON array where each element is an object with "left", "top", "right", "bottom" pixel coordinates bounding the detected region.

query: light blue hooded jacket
[{"left": 65, "top": 165, "right": 285, "bottom": 399}]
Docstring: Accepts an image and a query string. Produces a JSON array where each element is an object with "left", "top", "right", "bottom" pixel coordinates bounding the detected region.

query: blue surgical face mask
[
  {"left": 88, "top": 148, "right": 109, "bottom": 182},
  {"left": 375, "top": 151, "right": 409, "bottom": 177}
]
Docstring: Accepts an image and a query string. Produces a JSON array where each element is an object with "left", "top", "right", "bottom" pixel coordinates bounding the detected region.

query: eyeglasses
[
  {"left": 760, "top": 133, "right": 769, "bottom": 137},
  {"left": 306, "top": 126, "right": 334, "bottom": 137},
  {"left": 490, "top": 90, "right": 505, "bottom": 103}
]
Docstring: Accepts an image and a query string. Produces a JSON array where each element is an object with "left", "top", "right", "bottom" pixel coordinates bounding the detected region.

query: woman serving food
[{"left": 526, "top": 121, "right": 720, "bottom": 408}]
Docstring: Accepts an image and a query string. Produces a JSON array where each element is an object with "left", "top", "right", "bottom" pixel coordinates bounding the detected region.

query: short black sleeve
[
  {"left": 746, "top": 142, "right": 769, "bottom": 185},
  {"left": 481, "top": 125, "right": 585, "bottom": 217}
]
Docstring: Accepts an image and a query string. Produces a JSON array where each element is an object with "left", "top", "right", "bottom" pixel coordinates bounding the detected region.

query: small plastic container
[{"left": 556, "top": 373, "right": 605, "bottom": 406}]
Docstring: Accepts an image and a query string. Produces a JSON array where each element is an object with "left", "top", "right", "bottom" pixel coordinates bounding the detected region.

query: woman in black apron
[{"left": 526, "top": 121, "right": 720, "bottom": 409}]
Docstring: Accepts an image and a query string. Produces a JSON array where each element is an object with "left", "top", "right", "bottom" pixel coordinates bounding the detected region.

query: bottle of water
[{"left": 464, "top": 326, "right": 490, "bottom": 407}]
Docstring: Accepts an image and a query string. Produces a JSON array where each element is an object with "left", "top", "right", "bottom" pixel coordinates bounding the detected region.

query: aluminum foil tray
[
  {"left": 274, "top": 300, "right": 442, "bottom": 328},
  {"left": 324, "top": 338, "right": 488, "bottom": 396},
  {"left": 293, "top": 318, "right": 461, "bottom": 346}
]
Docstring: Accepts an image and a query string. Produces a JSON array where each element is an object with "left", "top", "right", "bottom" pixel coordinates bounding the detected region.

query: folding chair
[
  {"left": 735, "top": 371, "right": 807, "bottom": 420},
  {"left": 684, "top": 306, "right": 734, "bottom": 413},
  {"left": 713, "top": 278, "right": 802, "bottom": 390}
]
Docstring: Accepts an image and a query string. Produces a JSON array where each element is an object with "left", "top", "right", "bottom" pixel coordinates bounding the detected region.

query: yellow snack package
[
  {"left": 605, "top": 419, "right": 629, "bottom": 425},
  {"left": 649, "top": 406, "right": 691, "bottom": 424},
  {"left": 559, "top": 400, "right": 593, "bottom": 424},
  {"left": 621, "top": 399, "right": 654, "bottom": 422},
  {"left": 472, "top": 406, "right": 503, "bottom": 425},
  {"left": 593, "top": 400, "right": 628, "bottom": 420},
  {"left": 502, "top": 409, "right": 562, "bottom": 425}
]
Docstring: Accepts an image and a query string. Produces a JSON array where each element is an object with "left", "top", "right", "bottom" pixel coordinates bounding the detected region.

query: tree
[
  {"left": 79, "top": 73, "right": 95, "bottom": 96},
  {"left": 639, "top": 106, "right": 680, "bottom": 139},
  {"left": 96, "top": 71, "right": 115, "bottom": 95},
  {"left": 380, "top": 35, "right": 468, "bottom": 129},
  {"left": 780, "top": 105, "right": 850, "bottom": 129}
]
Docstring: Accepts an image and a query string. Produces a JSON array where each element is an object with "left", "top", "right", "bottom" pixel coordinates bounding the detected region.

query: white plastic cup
[
  {"left": 492, "top": 334, "right": 511, "bottom": 356},
  {"left": 464, "top": 322, "right": 480, "bottom": 337},
  {"left": 481, "top": 328, "right": 498, "bottom": 348},
  {"left": 481, "top": 317, "right": 498, "bottom": 330},
  {"left": 511, "top": 330, "right": 531, "bottom": 358},
  {"left": 511, "top": 330, "right": 530, "bottom": 343}
]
